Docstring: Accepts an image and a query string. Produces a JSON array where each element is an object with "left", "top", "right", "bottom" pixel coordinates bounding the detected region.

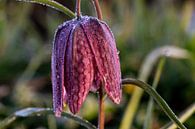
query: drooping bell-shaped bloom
[{"left": 52, "top": 16, "right": 121, "bottom": 117}]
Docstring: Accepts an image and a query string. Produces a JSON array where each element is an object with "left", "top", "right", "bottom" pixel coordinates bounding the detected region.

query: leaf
[
  {"left": 120, "top": 46, "right": 191, "bottom": 129},
  {"left": 143, "top": 58, "right": 166, "bottom": 129},
  {"left": 161, "top": 103, "right": 195, "bottom": 129},
  {"left": 0, "top": 108, "right": 97, "bottom": 129},
  {"left": 122, "top": 78, "right": 187, "bottom": 129},
  {"left": 17, "top": 0, "right": 75, "bottom": 18}
]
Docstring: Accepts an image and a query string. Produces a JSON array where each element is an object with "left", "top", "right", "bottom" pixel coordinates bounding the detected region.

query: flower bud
[{"left": 52, "top": 16, "right": 121, "bottom": 116}]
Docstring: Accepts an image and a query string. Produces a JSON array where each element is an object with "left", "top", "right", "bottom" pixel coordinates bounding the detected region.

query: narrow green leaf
[
  {"left": 143, "top": 57, "right": 166, "bottom": 129},
  {"left": 122, "top": 78, "right": 187, "bottom": 129},
  {"left": 17, "top": 0, "right": 75, "bottom": 18},
  {"left": 0, "top": 108, "right": 97, "bottom": 129},
  {"left": 120, "top": 46, "right": 191, "bottom": 129},
  {"left": 161, "top": 103, "right": 195, "bottom": 129}
]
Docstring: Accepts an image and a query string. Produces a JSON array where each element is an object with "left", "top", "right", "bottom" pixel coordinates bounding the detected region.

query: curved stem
[
  {"left": 0, "top": 108, "right": 97, "bottom": 129},
  {"left": 92, "top": 0, "right": 103, "bottom": 20},
  {"left": 17, "top": 0, "right": 75, "bottom": 18},
  {"left": 98, "top": 87, "right": 105, "bottom": 129},
  {"left": 122, "top": 78, "right": 187, "bottom": 129},
  {"left": 76, "top": 0, "right": 81, "bottom": 18},
  {"left": 120, "top": 46, "right": 190, "bottom": 129},
  {"left": 143, "top": 57, "right": 166, "bottom": 129},
  {"left": 161, "top": 103, "right": 195, "bottom": 129}
]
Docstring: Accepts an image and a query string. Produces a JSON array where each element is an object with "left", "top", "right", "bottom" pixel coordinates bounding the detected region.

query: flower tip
[
  {"left": 114, "top": 98, "right": 121, "bottom": 104},
  {"left": 110, "top": 91, "right": 122, "bottom": 104},
  {"left": 69, "top": 105, "right": 79, "bottom": 114},
  {"left": 71, "top": 110, "right": 77, "bottom": 115},
  {"left": 54, "top": 110, "right": 62, "bottom": 117},
  {"left": 110, "top": 94, "right": 121, "bottom": 104}
]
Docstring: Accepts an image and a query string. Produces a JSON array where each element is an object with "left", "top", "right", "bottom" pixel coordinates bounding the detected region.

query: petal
[
  {"left": 51, "top": 21, "right": 74, "bottom": 117},
  {"left": 81, "top": 17, "right": 121, "bottom": 104},
  {"left": 64, "top": 24, "right": 94, "bottom": 114},
  {"left": 90, "top": 68, "right": 101, "bottom": 92}
]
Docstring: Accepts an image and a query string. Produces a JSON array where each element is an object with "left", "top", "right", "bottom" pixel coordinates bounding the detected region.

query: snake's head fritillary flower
[{"left": 52, "top": 16, "right": 121, "bottom": 117}]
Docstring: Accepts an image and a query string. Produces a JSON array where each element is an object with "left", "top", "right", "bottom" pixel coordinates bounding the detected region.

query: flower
[{"left": 52, "top": 16, "right": 121, "bottom": 117}]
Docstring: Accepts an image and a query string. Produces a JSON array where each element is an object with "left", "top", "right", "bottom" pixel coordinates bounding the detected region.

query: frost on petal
[
  {"left": 64, "top": 24, "right": 94, "bottom": 114},
  {"left": 81, "top": 17, "right": 121, "bottom": 104},
  {"left": 51, "top": 22, "right": 73, "bottom": 117}
]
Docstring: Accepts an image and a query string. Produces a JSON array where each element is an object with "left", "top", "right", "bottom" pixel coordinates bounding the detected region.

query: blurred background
[{"left": 0, "top": 0, "right": 195, "bottom": 129}]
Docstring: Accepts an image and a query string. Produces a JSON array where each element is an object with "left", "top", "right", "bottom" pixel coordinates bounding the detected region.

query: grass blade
[
  {"left": 122, "top": 78, "right": 187, "bottom": 129},
  {"left": 120, "top": 46, "right": 190, "bottom": 129},
  {"left": 161, "top": 103, "right": 195, "bottom": 129},
  {"left": 143, "top": 57, "right": 166, "bottom": 129}
]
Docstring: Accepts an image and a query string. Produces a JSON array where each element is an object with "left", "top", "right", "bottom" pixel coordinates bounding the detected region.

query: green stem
[
  {"left": 122, "top": 78, "right": 187, "bottom": 129},
  {"left": 17, "top": 0, "right": 75, "bottom": 18},
  {"left": 119, "top": 46, "right": 190, "bottom": 129},
  {"left": 0, "top": 108, "right": 97, "bottom": 129},
  {"left": 161, "top": 103, "right": 195, "bottom": 129},
  {"left": 143, "top": 57, "right": 166, "bottom": 129}
]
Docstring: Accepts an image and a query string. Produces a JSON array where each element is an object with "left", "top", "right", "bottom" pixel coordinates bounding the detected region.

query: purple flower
[{"left": 52, "top": 16, "right": 121, "bottom": 117}]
